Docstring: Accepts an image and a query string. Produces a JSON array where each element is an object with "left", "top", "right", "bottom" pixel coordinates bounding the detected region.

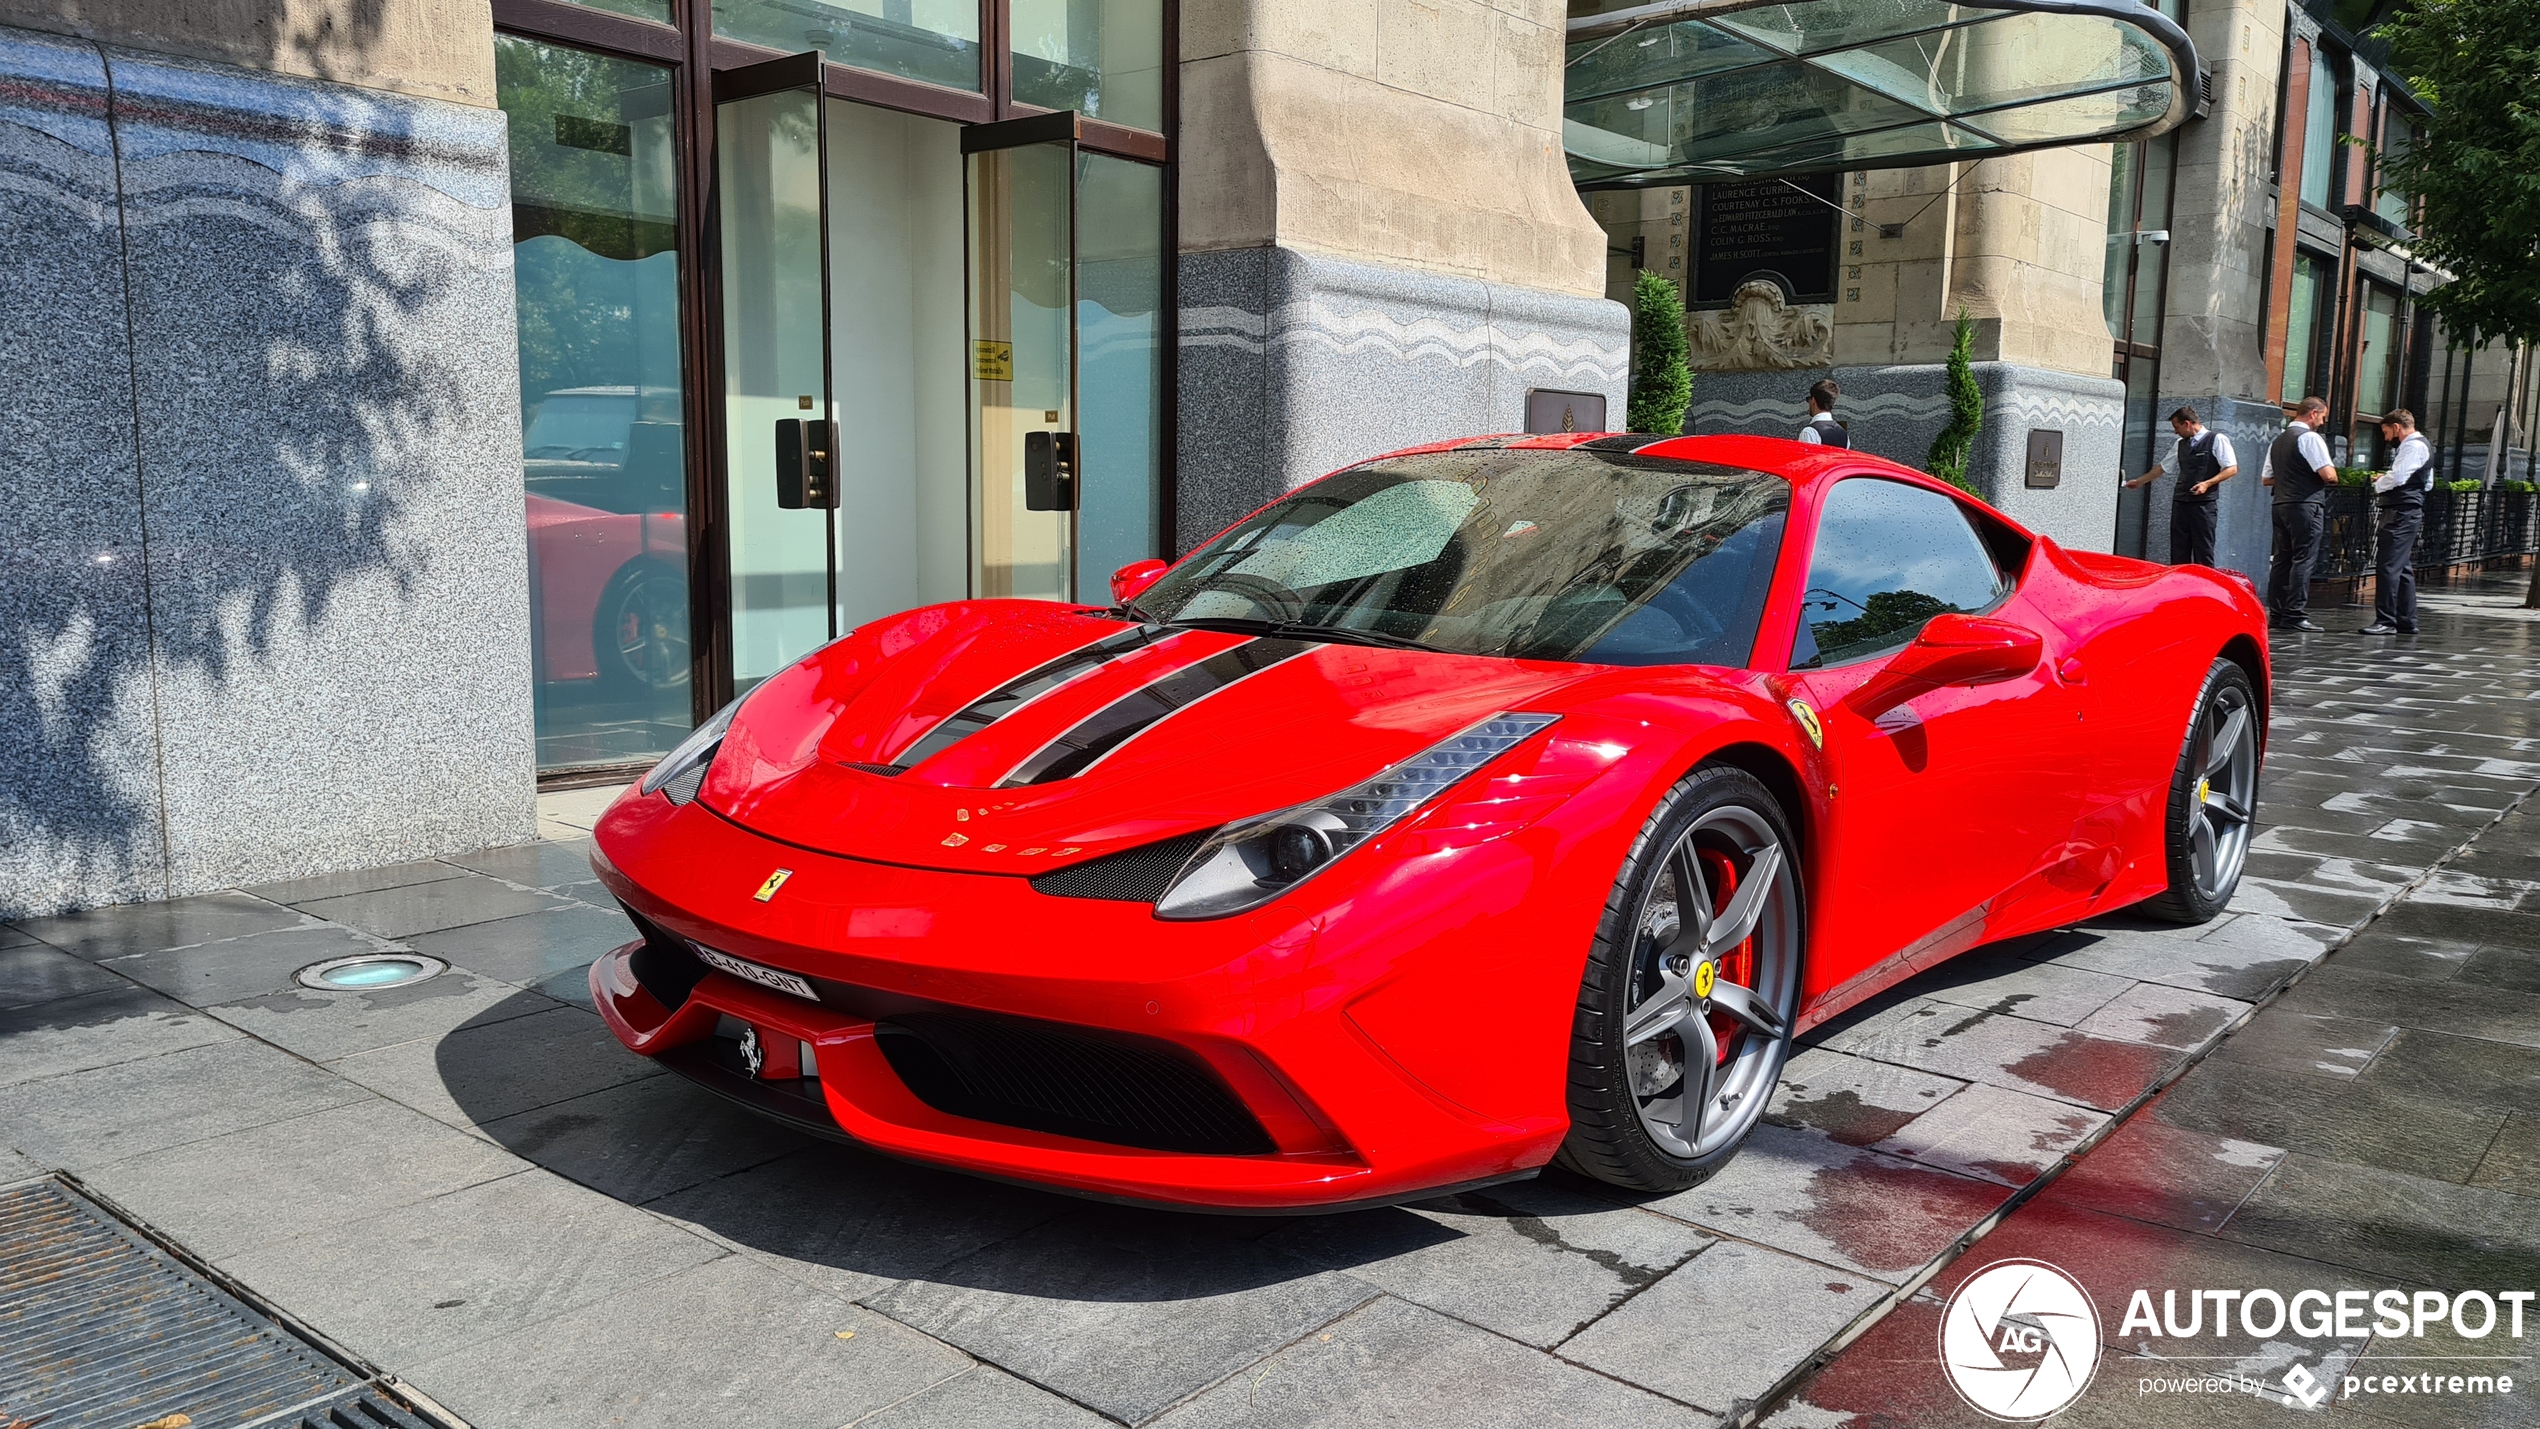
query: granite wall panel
[
  {"left": 1177, "top": 245, "right": 1628, "bottom": 552},
  {"left": 0, "top": 23, "right": 535, "bottom": 916},
  {"left": 0, "top": 27, "right": 168, "bottom": 913}
]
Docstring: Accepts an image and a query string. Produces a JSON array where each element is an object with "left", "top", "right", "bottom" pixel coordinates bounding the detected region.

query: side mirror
[
  {"left": 1111, "top": 558, "right": 1168, "bottom": 606},
  {"left": 1025, "top": 430, "right": 1077, "bottom": 511},
  {"left": 1845, "top": 613, "right": 2042, "bottom": 717}
]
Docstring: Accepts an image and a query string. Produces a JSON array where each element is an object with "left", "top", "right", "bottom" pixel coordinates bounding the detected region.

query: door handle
[
  {"left": 776, "top": 418, "right": 838, "bottom": 509},
  {"left": 1025, "top": 430, "right": 1077, "bottom": 511}
]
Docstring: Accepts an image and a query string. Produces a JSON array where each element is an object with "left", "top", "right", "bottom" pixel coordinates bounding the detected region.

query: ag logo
[
  {"left": 753, "top": 868, "right": 793, "bottom": 903},
  {"left": 1786, "top": 698, "right": 1824, "bottom": 748},
  {"left": 1938, "top": 1259, "right": 2101, "bottom": 1421}
]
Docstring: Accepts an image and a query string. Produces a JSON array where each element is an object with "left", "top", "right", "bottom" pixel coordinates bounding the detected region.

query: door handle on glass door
[
  {"left": 1026, "top": 430, "right": 1077, "bottom": 511},
  {"left": 776, "top": 418, "right": 839, "bottom": 509}
]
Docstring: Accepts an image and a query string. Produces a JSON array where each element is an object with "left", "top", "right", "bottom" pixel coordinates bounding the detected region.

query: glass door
[
  {"left": 715, "top": 52, "right": 835, "bottom": 688},
  {"left": 965, "top": 121, "right": 1077, "bottom": 599},
  {"left": 962, "top": 116, "right": 1166, "bottom": 602}
]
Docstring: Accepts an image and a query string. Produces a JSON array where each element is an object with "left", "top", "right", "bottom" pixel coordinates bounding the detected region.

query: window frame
[{"left": 1787, "top": 474, "right": 2019, "bottom": 673}]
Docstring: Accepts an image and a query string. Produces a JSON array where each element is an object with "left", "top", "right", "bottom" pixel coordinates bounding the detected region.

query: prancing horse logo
[{"left": 754, "top": 868, "right": 793, "bottom": 903}]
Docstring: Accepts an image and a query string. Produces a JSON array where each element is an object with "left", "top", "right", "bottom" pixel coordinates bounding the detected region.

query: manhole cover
[
  {"left": 0, "top": 1177, "right": 458, "bottom": 1428},
  {"left": 294, "top": 954, "right": 448, "bottom": 992}
]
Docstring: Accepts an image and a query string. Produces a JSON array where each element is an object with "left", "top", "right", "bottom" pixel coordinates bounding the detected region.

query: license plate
[{"left": 692, "top": 945, "right": 818, "bottom": 1002}]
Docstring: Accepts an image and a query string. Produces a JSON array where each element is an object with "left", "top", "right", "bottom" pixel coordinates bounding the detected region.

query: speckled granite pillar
[
  {"left": 1682, "top": 363, "right": 2126, "bottom": 554},
  {"left": 1176, "top": 247, "right": 1629, "bottom": 551},
  {"left": 0, "top": 29, "right": 167, "bottom": 914},
  {"left": 0, "top": 24, "right": 535, "bottom": 916}
]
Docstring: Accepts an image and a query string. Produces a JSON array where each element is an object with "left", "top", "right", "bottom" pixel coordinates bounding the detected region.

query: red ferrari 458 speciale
[{"left": 587, "top": 433, "right": 2269, "bottom": 1210}]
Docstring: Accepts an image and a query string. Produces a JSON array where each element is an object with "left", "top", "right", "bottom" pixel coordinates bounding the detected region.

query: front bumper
[{"left": 587, "top": 791, "right": 1578, "bottom": 1211}]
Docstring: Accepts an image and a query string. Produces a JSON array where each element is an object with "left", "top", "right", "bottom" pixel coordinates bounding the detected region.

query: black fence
[{"left": 2315, "top": 488, "right": 2540, "bottom": 580}]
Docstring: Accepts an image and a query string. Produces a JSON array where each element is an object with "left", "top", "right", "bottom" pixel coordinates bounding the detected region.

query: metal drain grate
[{"left": 0, "top": 1177, "right": 455, "bottom": 1429}]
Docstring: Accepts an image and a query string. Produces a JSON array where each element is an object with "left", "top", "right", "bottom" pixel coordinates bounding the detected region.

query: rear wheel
[
  {"left": 2143, "top": 659, "right": 2259, "bottom": 923},
  {"left": 1559, "top": 766, "right": 1803, "bottom": 1193},
  {"left": 596, "top": 562, "right": 691, "bottom": 694}
]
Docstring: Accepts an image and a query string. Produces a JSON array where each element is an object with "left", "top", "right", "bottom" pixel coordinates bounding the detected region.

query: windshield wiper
[{"left": 1164, "top": 615, "right": 1449, "bottom": 654}]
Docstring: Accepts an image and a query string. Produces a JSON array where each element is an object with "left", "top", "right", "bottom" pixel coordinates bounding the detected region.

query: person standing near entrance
[
  {"left": 2359, "top": 409, "right": 2433, "bottom": 635},
  {"left": 2262, "top": 396, "right": 2342, "bottom": 632},
  {"left": 2123, "top": 405, "right": 2237, "bottom": 566},
  {"left": 1796, "top": 378, "right": 1848, "bottom": 447}
]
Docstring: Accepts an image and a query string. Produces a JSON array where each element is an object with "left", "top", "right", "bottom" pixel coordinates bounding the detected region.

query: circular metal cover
[{"left": 293, "top": 953, "right": 449, "bottom": 992}]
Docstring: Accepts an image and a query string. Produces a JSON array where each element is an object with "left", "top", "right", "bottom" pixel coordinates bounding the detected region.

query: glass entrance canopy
[{"left": 1566, "top": 0, "right": 2199, "bottom": 185}]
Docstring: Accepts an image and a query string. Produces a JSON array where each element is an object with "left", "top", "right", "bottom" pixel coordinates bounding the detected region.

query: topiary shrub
[
  {"left": 1626, "top": 270, "right": 1693, "bottom": 436},
  {"left": 1926, "top": 311, "right": 1983, "bottom": 497}
]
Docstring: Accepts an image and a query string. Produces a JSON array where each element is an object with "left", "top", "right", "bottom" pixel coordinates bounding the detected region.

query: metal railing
[{"left": 2314, "top": 487, "right": 2540, "bottom": 579}]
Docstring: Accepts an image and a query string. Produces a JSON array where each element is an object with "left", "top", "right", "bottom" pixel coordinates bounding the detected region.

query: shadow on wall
[{"left": 0, "top": 25, "right": 528, "bottom": 918}]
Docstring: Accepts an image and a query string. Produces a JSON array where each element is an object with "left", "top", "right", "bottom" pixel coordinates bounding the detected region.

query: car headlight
[
  {"left": 640, "top": 694, "right": 747, "bottom": 804},
  {"left": 1154, "top": 713, "right": 1559, "bottom": 920}
]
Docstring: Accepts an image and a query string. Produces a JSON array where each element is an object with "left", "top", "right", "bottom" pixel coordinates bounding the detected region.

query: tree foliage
[
  {"left": 1626, "top": 270, "right": 1693, "bottom": 435},
  {"left": 2376, "top": 0, "right": 2540, "bottom": 349},
  {"left": 1926, "top": 311, "right": 1984, "bottom": 496}
]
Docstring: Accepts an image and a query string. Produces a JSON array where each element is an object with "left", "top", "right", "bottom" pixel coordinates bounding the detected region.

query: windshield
[
  {"left": 525, "top": 393, "right": 636, "bottom": 460},
  {"left": 1139, "top": 449, "right": 1790, "bottom": 667}
]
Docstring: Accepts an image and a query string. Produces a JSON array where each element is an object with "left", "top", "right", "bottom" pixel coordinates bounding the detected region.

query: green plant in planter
[
  {"left": 2447, "top": 478, "right": 2486, "bottom": 491},
  {"left": 2497, "top": 479, "right": 2537, "bottom": 493},
  {"left": 1926, "top": 312, "right": 1983, "bottom": 497},
  {"left": 1626, "top": 270, "right": 1693, "bottom": 436}
]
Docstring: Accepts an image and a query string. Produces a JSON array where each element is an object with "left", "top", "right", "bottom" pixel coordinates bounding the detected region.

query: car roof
[{"left": 1359, "top": 432, "right": 2036, "bottom": 537}]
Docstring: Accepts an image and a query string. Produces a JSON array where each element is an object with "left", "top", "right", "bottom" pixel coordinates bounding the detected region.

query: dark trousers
[
  {"left": 2374, "top": 505, "right": 2422, "bottom": 631},
  {"left": 2167, "top": 500, "right": 2219, "bottom": 567},
  {"left": 2268, "top": 501, "right": 2325, "bottom": 620}
]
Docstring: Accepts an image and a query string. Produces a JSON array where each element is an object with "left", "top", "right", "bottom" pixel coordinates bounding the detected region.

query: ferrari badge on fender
[
  {"left": 1786, "top": 698, "right": 1824, "bottom": 748},
  {"left": 753, "top": 868, "right": 793, "bottom": 903}
]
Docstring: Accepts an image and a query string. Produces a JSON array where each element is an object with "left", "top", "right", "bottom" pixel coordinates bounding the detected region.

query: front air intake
[
  {"left": 1029, "top": 830, "right": 1213, "bottom": 903},
  {"left": 874, "top": 1010, "right": 1275, "bottom": 1154}
]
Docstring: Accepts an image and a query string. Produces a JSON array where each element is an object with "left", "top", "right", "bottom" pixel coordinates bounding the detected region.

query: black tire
[
  {"left": 594, "top": 561, "right": 692, "bottom": 694},
  {"left": 2142, "top": 658, "right": 2261, "bottom": 923},
  {"left": 1558, "top": 765, "right": 1804, "bottom": 1193}
]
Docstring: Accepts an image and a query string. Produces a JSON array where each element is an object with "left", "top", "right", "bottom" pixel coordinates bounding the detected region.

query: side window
[{"left": 1792, "top": 478, "right": 2006, "bottom": 668}]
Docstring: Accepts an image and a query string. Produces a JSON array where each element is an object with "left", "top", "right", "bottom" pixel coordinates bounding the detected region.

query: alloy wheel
[
  {"left": 2188, "top": 683, "right": 2257, "bottom": 900},
  {"left": 1621, "top": 804, "right": 1801, "bottom": 1160}
]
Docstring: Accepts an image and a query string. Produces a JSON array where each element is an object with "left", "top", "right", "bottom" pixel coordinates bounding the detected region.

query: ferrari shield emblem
[
  {"left": 1786, "top": 698, "right": 1824, "bottom": 748},
  {"left": 753, "top": 868, "right": 793, "bottom": 903},
  {"left": 1693, "top": 960, "right": 1717, "bottom": 997}
]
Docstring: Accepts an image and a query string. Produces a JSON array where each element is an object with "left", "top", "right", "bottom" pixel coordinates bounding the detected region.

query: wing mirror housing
[
  {"left": 1111, "top": 558, "right": 1168, "bottom": 606},
  {"left": 1845, "top": 613, "right": 2042, "bottom": 717}
]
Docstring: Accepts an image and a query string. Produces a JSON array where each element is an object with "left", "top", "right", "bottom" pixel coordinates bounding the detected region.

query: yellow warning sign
[{"left": 971, "top": 340, "right": 1013, "bottom": 381}]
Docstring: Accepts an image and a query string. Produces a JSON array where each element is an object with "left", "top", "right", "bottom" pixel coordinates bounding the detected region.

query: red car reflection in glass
[
  {"left": 527, "top": 492, "right": 688, "bottom": 692},
  {"left": 584, "top": 433, "right": 2269, "bottom": 1212}
]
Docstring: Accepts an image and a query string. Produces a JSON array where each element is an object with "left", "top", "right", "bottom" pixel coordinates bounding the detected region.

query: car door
[{"left": 1783, "top": 476, "right": 2084, "bottom": 1006}]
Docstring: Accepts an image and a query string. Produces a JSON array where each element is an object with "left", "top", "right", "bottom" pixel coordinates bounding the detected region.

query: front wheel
[
  {"left": 1558, "top": 766, "right": 1804, "bottom": 1193},
  {"left": 2143, "top": 659, "right": 2260, "bottom": 923}
]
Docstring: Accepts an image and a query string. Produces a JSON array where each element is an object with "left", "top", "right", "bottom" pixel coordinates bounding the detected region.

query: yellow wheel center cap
[
  {"left": 1693, "top": 960, "right": 1717, "bottom": 998},
  {"left": 2195, "top": 777, "right": 2210, "bottom": 806}
]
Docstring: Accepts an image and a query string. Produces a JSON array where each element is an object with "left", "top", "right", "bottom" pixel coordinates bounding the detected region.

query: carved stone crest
[{"left": 1686, "top": 279, "right": 1834, "bottom": 371}]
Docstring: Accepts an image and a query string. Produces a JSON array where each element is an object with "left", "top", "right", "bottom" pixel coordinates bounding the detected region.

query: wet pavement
[{"left": 3, "top": 576, "right": 2536, "bottom": 1428}]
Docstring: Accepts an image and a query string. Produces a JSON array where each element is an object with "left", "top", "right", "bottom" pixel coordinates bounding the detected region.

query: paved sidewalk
[{"left": 4, "top": 579, "right": 2536, "bottom": 1428}]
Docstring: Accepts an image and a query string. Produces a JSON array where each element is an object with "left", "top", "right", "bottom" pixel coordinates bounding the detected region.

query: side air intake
[{"left": 1029, "top": 830, "right": 1214, "bottom": 902}]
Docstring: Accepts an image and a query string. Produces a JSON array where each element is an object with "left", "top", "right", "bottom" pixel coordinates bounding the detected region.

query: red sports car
[{"left": 586, "top": 433, "right": 2268, "bottom": 1210}]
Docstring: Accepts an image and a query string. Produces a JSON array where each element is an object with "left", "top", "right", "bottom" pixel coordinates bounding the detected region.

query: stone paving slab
[
  {"left": 0, "top": 1034, "right": 371, "bottom": 1171},
  {"left": 1564, "top": 1241, "right": 1879, "bottom": 1415}
]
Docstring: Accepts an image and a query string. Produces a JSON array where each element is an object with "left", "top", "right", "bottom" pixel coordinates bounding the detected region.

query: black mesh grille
[
  {"left": 875, "top": 1011, "right": 1275, "bottom": 1154},
  {"left": 841, "top": 761, "right": 901, "bottom": 776},
  {"left": 621, "top": 906, "right": 708, "bottom": 1009},
  {"left": 1029, "top": 830, "right": 1213, "bottom": 903}
]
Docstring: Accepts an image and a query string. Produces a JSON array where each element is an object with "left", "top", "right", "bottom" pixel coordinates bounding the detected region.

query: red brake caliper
[{"left": 1698, "top": 848, "right": 1753, "bottom": 1065}]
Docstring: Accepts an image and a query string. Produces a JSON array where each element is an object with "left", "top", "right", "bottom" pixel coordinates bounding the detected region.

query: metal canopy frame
[{"left": 1565, "top": 0, "right": 2201, "bottom": 186}]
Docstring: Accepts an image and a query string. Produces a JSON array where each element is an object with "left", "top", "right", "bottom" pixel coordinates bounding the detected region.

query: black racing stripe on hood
[
  {"left": 997, "top": 637, "right": 1317, "bottom": 787},
  {"left": 889, "top": 623, "right": 1173, "bottom": 771}
]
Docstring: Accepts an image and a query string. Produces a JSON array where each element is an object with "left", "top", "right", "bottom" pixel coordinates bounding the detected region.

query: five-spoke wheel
[
  {"left": 1562, "top": 767, "right": 1803, "bottom": 1191},
  {"left": 2148, "top": 658, "right": 2262, "bottom": 922}
]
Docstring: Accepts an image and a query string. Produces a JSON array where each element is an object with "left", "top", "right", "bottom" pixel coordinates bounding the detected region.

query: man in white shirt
[
  {"left": 2262, "top": 396, "right": 2344, "bottom": 632},
  {"left": 2123, "top": 405, "right": 2238, "bottom": 566},
  {"left": 1796, "top": 379, "right": 1847, "bottom": 448},
  {"left": 2359, "top": 408, "right": 2434, "bottom": 635}
]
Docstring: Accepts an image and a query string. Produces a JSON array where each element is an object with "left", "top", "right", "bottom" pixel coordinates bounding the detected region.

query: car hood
[{"left": 694, "top": 601, "right": 1609, "bottom": 873}]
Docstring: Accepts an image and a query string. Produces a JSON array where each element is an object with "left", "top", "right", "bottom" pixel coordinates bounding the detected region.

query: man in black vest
[
  {"left": 2263, "top": 396, "right": 2342, "bottom": 632},
  {"left": 2123, "top": 405, "right": 2238, "bottom": 565},
  {"left": 1797, "top": 378, "right": 1848, "bottom": 448},
  {"left": 2359, "top": 408, "right": 2433, "bottom": 635}
]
